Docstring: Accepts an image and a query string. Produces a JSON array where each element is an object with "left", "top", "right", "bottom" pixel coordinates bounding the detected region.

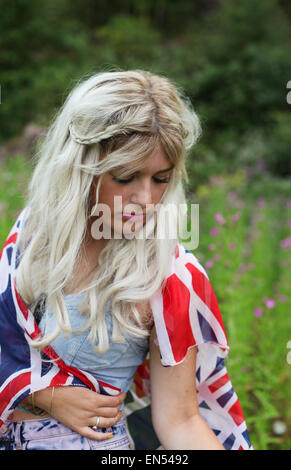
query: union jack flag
[{"left": 0, "top": 207, "right": 253, "bottom": 450}]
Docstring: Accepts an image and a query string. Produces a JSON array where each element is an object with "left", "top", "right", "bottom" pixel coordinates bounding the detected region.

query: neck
[{"left": 63, "top": 231, "right": 108, "bottom": 296}]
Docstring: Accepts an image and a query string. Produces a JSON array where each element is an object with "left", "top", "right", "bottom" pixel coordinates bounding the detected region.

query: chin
[{"left": 115, "top": 219, "right": 146, "bottom": 239}]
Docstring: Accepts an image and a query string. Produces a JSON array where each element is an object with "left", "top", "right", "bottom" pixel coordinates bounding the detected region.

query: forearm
[
  {"left": 20, "top": 388, "right": 52, "bottom": 411},
  {"left": 33, "top": 387, "right": 53, "bottom": 411},
  {"left": 155, "top": 414, "right": 225, "bottom": 450},
  {"left": 11, "top": 389, "right": 52, "bottom": 421}
]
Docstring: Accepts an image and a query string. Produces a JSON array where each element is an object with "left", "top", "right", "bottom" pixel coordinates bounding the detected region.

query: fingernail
[
  {"left": 106, "top": 434, "right": 114, "bottom": 440},
  {"left": 119, "top": 412, "right": 123, "bottom": 418}
]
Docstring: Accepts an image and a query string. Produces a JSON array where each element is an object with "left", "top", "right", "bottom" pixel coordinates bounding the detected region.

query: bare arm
[{"left": 149, "top": 327, "right": 225, "bottom": 450}]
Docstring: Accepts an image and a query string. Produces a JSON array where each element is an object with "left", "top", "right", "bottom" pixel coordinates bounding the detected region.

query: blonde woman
[{"left": 0, "top": 70, "right": 252, "bottom": 450}]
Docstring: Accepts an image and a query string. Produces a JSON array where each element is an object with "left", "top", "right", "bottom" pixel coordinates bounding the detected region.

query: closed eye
[
  {"left": 153, "top": 177, "right": 170, "bottom": 183},
  {"left": 112, "top": 176, "right": 170, "bottom": 184},
  {"left": 111, "top": 176, "right": 133, "bottom": 184}
]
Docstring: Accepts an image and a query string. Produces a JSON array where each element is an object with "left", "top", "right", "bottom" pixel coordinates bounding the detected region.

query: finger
[
  {"left": 91, "top": 406, "right": 122, "bottom": 419},
  {"left": 79, "top": 426, "right": 114, "bottom": 442},
  {"left": 89, "top": 412, "right": 123, "bottom": 429},
  {"left": 95, "top": 392, "right": 126, "bottom": 408}
]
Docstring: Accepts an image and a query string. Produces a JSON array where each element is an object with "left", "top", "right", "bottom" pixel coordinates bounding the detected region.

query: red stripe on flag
[
  {"left": 49, "top": 370, "right": 70, "bottom": 387},
  {"left": 42, "top": 344, "right": 96, "bottom": 391},
  {"left": 208, "top": 373, "right": 230, "bottom": 393},
  {"left": 134, "top": 360, "right": 150, "bottom": 398},
  {"left": 98, "top": 380, "right": 121, "bottom": 392},
  {"left": 162, "top": 274, "right": 196, "bottom": 363},
  {"left": 136, "top": 360, "right": 150, "bottom": 380},
  {"left": 0, "top": 232, "right": 18, "bottom": 262},
  {"left": 185, "top": 262, "right": 228, "bottom": 342},
  {"left": 0, "top": 371, "right": 31, "bottom": 416},
  {"left": 228, "top": 399, "right": 245, "bottom": 426}
]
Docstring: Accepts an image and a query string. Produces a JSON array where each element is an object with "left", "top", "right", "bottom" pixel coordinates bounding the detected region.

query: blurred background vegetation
[
  {"left": 0, "top": 0, "right": 290, "bottom": 450},
  {"left": 1, "top": 0, "right": 291, "bottom": 180}
]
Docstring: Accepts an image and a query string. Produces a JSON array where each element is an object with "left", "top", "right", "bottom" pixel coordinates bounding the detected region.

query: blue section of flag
[
  {"left": 197, "top": 310, "right": 219, "bottom": 343},
  {"left": 6, "top": 246, "right": 13, "bottom": 266},
  {"left": 223, "top": 433, "right": 235, "bottom": 449},
  {"left": 217, "top": 389, "right": 234, "bottom": 407}
]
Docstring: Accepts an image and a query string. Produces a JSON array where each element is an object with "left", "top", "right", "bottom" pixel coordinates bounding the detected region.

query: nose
[{"left": 130, "top": 177, "right": 153, "bottom": 207}]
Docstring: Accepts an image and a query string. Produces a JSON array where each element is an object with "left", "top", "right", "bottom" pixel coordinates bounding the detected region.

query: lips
[{"left": 123, "top": 212, "right": 146, "bottom": 221}]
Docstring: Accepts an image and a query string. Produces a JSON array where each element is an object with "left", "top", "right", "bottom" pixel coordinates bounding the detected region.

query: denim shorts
[{"left": 0, "top": 415, "right": 131, "bottom": 450}]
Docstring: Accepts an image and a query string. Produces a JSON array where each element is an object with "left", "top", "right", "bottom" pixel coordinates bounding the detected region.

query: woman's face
[{"left": 90, "top": 143, "right": 174, "bottom": 240}]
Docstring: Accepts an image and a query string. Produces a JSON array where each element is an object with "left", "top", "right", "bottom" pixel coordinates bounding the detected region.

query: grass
[{"left": 1, "top": 155, "right": 290, "bottom": 449}]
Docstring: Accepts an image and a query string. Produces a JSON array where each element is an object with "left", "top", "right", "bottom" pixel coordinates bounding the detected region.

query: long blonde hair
[{"left": 16, "top": 69, "right": 201, "bottom": 353}]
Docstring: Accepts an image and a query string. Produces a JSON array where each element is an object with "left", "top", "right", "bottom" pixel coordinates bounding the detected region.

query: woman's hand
[{"left": 34, "top": 386, "right": 126, "bottom": 441}]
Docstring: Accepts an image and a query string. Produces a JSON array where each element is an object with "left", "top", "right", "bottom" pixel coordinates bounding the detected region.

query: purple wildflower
[
  {"left": 280, "top": 237, "right": 291, "bottom": 249},
  {"left": 214, "top": 212, "right": 226, "bottom": 225},
  {"left": 264, "top": 298, "right": 276, "bottom": 309},
  {"left": 254, "top": 307, "right": 263, "bottom": 317},
  {"left": 210, "top": 226, "right": 218, "bottom": 237},
  {"left": 208, "top": 244, "right": 216, "bottom": 251},
  {"left": 205, "top": 260, "right": 213, "bottom": 268}
]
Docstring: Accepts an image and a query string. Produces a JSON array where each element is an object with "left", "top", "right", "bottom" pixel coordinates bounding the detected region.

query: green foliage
[
  {"left": 0, "top": 0, "right": 90, "bottom": 138},
  {"left": 263, "top": 112, "right": 291, "bottom": 176},
  {"left": 94, "top": 14, "right": 163, "bottom": 67},
  {"left": 177, "top": 0, "right": 291, "bottom": 177},
  {"left": 1, "top": 0, "right": 291, "bottom": 177}
]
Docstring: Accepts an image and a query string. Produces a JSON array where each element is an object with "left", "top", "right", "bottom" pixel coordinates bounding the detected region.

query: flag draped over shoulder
[{"left": 0, "top": 208, "right": 253, "bottom": 450}]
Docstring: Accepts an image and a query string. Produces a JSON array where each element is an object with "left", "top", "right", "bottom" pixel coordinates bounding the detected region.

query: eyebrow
[{"left": 156, "top": 165, "right": 175, "bottom": 173}]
